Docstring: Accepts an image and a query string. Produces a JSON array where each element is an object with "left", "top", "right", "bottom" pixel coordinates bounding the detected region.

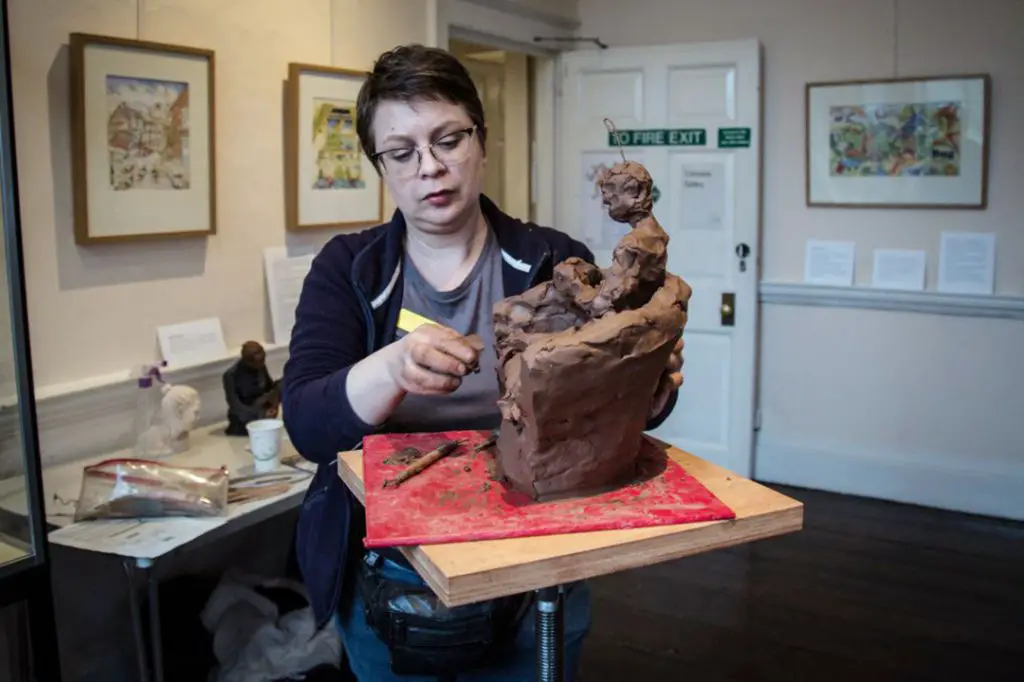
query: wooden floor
[{"left": 579, "top": 483, "right": 1024, "bottom": 682}]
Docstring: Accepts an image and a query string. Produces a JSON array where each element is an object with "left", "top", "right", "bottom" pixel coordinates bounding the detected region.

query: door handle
[
  {"left": 721, "top": 292, "right": 735, "bottom": 326},
  {"left": 735, "top": 242, "right": 750, "bottom": 272}
]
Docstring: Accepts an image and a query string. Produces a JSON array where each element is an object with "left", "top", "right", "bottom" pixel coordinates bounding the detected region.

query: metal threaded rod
[{"left": 535, "top": 586, "right": 564, "bottom": 682}]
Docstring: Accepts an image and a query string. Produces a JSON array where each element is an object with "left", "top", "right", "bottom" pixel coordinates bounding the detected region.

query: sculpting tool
[
  {"left": 473, "top": 431, "right": 497, "bottom": 452},
  {"left": 383, "top": 439, "right": 464, "bottom": 489},
  {"left": 228, "top": 482, "right": 291, "bottom": 504},
  {"left": 230, "top": 473, "right": 295, "bottom": 486}
]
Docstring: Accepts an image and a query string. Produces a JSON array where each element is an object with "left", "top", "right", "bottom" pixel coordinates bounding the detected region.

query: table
[
  {"left": 0, "top": 421, "right": 315, "bottom": 682},
  {"left": 337, "top": 436, "right": 803, "bottom": 680}
]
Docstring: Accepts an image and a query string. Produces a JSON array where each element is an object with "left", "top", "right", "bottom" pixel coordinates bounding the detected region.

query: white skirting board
[
  {"left": 754, "top": 437, "right": 1024, "bottom": 521},
  {"left": 0, "top": 345, "right": 289, "bottom": 475}
]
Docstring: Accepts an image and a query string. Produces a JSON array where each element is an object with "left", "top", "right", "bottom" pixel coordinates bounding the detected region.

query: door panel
[
  {"left": 668, "top": 65, "right": 736, "bottom": 119},
  {"left": 581, "top": 70, "right": 645, "bottom": 123},
  {"left": 673, "top": 331, "right": 732, "bottom": 449},
  {"left": 557, "top": 40, "right": 761, "bottom": 476}
]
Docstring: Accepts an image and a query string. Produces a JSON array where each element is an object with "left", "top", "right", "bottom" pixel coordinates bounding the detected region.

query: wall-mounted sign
[
  {"left": 717, "top": 127, "right": 752, "bottom": 148},
  {"left": 609, "top": 128, "right": 706, "bottom": 147}
]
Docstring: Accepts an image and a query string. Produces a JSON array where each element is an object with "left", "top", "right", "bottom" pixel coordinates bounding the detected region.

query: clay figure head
[
  {"left": 599, "top": 160, "right": 654, "bottom": 224},
  {"left": 356, "top": 44, "right": 488, "bottom": 238},
  {"left": 241, "top": 341, "right": 266, "bottom": 370},
  {"left": 160, "top": 384, "right": 200, "bottom": 438}
]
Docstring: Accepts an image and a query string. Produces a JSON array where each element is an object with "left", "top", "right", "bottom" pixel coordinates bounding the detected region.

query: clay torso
[{"left": 492, "top": 160, "right": 692, "bottom": 500}]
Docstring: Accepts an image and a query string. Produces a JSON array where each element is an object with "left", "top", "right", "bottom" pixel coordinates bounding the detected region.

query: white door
[{"left": 555, "top": 40, "right": 762, "bottom": 477}]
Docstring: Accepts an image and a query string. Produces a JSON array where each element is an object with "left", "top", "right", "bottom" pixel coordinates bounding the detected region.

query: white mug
[{"left": 246, "top": 418, "right": 284, "bottom": 472}]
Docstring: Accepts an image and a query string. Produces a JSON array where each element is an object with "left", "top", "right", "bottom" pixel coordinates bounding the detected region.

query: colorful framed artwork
[
  {"left": 69, "top": 33, "right": 216, "bottom": 244},
  {"left": 285, "top": 63, "right": 384, "bottom": 231},
  {"left": 805, "top": 74, "right": 990, "bottom": 209}
]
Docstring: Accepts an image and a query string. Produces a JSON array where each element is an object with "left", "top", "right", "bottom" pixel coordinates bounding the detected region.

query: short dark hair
[{"left": 356, "top": 44, "right": 487, "bottom": 166}]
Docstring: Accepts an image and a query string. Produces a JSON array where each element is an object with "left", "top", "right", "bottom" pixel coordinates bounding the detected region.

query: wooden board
[
  {"left": 361, "top": 430, "right": 737, "bottom": 547},
  {"left": 338, "top": 437, "right": 803, "bottom": 607}
]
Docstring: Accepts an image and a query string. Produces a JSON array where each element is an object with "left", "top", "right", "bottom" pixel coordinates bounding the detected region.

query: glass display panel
[{"left": 0, "top": 186, "right": 34, "bottom": 568}]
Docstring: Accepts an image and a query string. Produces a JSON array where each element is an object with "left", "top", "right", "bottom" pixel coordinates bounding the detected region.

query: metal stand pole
[
  {"left": 141, "top": 558, "right": 164, "bottom": 682},
  {"left": 122, "top": 558, "right": 163, "bottom": 682},
  {"left": 535, "top": 585, "right": 564, "bottom": 682},
  {"left": 122, "top": 559, "right": 151, "bottom": 682}
]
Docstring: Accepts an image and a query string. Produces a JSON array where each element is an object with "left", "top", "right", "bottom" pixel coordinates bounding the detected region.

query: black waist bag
[{"left": 355, "top": 551, "right": 531, "bottom": 676}]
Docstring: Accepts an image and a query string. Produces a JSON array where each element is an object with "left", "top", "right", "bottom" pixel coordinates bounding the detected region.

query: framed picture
[
  {"left": 805, "top": 74, "right": 990, "bottom": 209},
  {"left": 69, "top": 33, "right": 216, "bottom": 244},
  {"left": 285, "top": 62, "right": 383, "bottom": 231}
]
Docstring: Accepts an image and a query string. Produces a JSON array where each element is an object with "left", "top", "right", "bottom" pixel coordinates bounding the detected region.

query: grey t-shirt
[{"left": 386, "top": 227, "right": 505, "bottom": 433}]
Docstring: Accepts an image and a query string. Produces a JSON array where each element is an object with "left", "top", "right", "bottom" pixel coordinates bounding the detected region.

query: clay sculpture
[{"left": 492, "top": 159, "right": 693, "bottom": 500}]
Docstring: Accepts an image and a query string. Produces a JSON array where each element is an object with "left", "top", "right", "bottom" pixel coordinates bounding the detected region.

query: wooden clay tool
[
  {"left": 228, "top": 482, "right": 292, "bottom": 505},
  {"left": 383, "top": 439, "right": 464, "bottom": 489}
]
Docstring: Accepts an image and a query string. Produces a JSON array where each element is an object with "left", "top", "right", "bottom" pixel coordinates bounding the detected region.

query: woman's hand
[
  {"left": 649, "top": 336, "right": 684, "bottom": 419},
  {"left": 388, "top": 324, "right": 481, "bottom": 395}
]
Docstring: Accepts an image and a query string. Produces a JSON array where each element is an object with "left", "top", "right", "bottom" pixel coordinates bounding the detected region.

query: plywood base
[{"left": 338, "top": 437, "right": 803, "bottom": 607}]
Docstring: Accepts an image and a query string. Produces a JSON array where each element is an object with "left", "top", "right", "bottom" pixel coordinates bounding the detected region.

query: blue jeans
[{"left": 335, "top": 556, "right": 591, "bottom": 681}]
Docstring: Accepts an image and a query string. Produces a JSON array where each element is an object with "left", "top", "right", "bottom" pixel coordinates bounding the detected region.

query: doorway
[
  {"left": 555, "top": 41, "right": 763, "bottom": 477},
  {"left": 449, "top": 38, "right": 534, "bottom": 222}
]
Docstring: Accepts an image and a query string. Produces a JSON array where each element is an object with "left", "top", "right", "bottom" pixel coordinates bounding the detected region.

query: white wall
[
  {"left": 9, "top": 0, "right": 426, "bottom": 394},
  {"left": 433, "top": 0, "right": 576, "bottom": 49},
  {"left": 518, "top": 0, "right": 578, "bottom": 22},
  {"left": 579, "top": 0, "right": 1024, "bottom": 519}
]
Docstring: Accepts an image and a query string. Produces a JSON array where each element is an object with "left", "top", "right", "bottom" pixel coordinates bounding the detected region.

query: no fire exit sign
[
  {"left": 607, "top": 127, "right": 753, "bottom": 149},
  {"left": 608, "top": 128, "right": 706, "bottom": 147}
]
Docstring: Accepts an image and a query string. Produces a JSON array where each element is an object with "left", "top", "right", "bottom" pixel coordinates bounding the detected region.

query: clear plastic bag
[{"left": 73, "top": 459, "right": 229, "bottom": 522}]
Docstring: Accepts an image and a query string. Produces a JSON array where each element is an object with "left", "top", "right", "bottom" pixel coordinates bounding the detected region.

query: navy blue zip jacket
[{"left": 282, "top": 195, "right": 679, "bottom": 628}]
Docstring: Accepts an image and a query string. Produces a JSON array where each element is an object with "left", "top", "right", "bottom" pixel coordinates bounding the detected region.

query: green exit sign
[
  {"left": 717, "top": 127, "right": 751, "bottom": 148},
  {"left": 609, "top": 128, "right": 706, "bottom": 147}
]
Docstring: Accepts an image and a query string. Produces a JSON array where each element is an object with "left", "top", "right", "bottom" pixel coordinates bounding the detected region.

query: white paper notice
[
  {"left": 804, "top": 240, "right": 856, "bottom": 286},
  {"left": 157, "top": 317, "right": 228, "bottom": 367},
  {"left": 938, "top": 232, "right": 995, "bottom": 295},
  {"left": 679, "top": 164, "right": 725, "bottom": 230},
  {"left": 48, "top": 517, "right": 222, "bottom": 559},
  {"left": 264, "top": 247, "right": 315, "bottom": 344},
  {"left": 871, "top": 249, "right": 926, "bottom": 291}
]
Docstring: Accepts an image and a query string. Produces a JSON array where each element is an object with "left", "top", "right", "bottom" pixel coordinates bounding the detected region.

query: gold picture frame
[
  {"left": 285, "top": 62, "right": 384, "bottom": 231},
  {"left": 69, "top": 32, "right": 217, "bottom": 244}
]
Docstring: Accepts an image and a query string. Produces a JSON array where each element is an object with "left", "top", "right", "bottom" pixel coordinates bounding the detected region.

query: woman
[{"left": 282, "top": 44, "right": 683, "bottom": 681}]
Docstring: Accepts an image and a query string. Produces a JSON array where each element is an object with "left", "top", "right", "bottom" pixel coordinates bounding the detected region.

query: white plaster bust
[{"left": 136, "top": 383, "right": 201, "bottom": 457}]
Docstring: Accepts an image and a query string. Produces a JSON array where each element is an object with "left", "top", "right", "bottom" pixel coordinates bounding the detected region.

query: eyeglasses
[{"left": 373, "top": 126, "right": 478, "bottom": 178}]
